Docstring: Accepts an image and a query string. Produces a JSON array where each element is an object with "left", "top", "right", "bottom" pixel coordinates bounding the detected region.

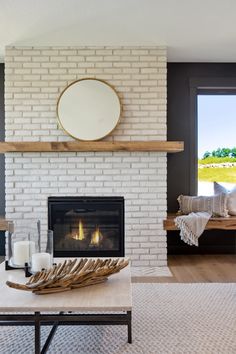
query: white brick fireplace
[{"left": 4, "top": 46, "right": 167, "bottom": 269}]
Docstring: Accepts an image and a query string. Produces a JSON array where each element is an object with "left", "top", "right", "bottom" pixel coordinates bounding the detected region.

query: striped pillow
[{"left": 177, "top": 193, "right": 228, "bottom": 217}]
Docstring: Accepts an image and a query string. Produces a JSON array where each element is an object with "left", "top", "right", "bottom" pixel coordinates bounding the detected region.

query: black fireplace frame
[{"left": 48, "top": 196, "right": 125, "bottom": 258}]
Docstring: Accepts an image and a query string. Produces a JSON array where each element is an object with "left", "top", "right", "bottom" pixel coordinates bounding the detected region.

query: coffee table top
[{"left": 0, "top": 259, "right": 132, "bottom": 312}]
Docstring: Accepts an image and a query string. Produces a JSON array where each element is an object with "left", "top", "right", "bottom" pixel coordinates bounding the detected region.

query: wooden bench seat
[{"left": 164, "top": 213, "right": 236, "bottom": 231}]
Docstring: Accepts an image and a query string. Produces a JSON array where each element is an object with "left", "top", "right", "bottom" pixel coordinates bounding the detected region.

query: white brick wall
[{"left": 5, "top": 46, "right": 167, "bottom": 267}]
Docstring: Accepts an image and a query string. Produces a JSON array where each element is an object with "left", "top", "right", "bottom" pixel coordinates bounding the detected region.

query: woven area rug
[{"left": 0, "top": 283, "right": 236, "bottom": 354}]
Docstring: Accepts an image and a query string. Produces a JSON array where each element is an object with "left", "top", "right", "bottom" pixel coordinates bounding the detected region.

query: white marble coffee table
[{"left": 0, "top": 259, "right": 132, "bottom": 354}]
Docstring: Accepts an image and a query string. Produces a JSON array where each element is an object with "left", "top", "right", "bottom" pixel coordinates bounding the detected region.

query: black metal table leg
[
  {"left": 127, "top": 311, "right": 132, "bottom": 344},
  {"left": 41, "top": 312, "right": 63, "bottom": 354},
  {"left": 35, "top": 312, "right": 41, "bottom": 354},
  {"left": 234, "top": 232, "right": 236, "bottom": 253}
]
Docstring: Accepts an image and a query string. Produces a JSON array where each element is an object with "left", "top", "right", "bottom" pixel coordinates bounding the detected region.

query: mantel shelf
[{"left": 0, "top": 141, "right": 184, "bottom": 153}]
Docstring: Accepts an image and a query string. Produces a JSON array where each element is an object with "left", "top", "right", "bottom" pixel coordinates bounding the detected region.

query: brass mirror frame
[{"left": 56, "top": 78, "right": 122, "bottom": 141}]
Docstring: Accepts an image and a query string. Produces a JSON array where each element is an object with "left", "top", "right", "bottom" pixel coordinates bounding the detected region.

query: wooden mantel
[
  {"left": 0, "top": 217, "right": 9, "bottom": 231},
  {"left": 0, "top": 141, "right": 184, "bottom": 153}
]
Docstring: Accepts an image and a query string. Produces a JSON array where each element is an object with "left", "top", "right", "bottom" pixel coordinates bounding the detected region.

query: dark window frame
[{"left": 189, "top": 77, "right": 236, "bottom": 195}]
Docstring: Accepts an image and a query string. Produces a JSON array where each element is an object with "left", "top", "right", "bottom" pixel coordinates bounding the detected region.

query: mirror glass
[{"left": 57, "top": 79, "right": 121, "bottom": 141}]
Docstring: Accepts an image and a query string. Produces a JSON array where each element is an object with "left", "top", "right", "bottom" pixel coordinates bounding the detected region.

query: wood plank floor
[
  {"left": 133, "top": 255, "right": 236, "bottom": 283},
  {"left": 166, "top": 255, "right": 236, "bottom": 283}
]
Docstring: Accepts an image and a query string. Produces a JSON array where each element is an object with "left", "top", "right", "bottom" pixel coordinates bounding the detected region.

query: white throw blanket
[{"left": 174, "top": 212, "right": 212, "bottom": 246}]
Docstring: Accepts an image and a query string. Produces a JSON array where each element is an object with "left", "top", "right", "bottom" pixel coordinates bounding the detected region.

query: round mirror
[{"left": 57, "top": 78, "right": 121, "bottom": 141}]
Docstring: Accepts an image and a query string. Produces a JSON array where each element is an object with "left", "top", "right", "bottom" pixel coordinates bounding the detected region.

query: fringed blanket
[{"left": 174, "top": 212, "right": 212, "bottom": 246}]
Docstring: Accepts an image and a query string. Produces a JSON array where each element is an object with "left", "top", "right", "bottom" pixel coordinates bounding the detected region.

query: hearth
[{"left": 48, "top": 196, "right": 124, "bottom": 257}]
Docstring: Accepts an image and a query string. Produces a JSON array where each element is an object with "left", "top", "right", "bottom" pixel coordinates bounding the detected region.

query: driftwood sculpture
[{"left": 6, "top": 258, "right": 129, "bottom": 295}]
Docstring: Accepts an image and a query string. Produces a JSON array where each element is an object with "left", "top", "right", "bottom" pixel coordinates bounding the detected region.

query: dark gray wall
[
  {"left": 0, "top": 64, "right": 5, "bottom": 255},
  {"left": 167, "top": 63, "right": 236, "bottom": 253},
  {"left": 167, "top": 63, "right": 236, "bottom": 211}
]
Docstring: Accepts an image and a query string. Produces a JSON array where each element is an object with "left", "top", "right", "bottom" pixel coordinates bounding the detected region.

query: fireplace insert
[{"left": 48, "top": 196, "right": 124, "bottom": 257}]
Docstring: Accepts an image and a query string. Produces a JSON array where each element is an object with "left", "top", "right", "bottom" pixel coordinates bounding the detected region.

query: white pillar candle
[
  {"left": 31, "top": 252, "right": 51, "bottom": 272},
  {"left": 13, "top": 241, "right": 35, "bottom": 267}
]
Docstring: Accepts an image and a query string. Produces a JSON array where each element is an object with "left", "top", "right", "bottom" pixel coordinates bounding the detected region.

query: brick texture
[{"left": 5, "top": 46, "right": 167, "bottom": 267}]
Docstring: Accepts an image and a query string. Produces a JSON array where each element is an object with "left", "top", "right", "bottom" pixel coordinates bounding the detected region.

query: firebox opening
[{"left": 48, "top": 196, "right": 124, "bottom": 258}]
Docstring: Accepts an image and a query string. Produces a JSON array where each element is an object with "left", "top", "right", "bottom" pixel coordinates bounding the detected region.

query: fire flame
[
  {"left": 71, "top": 220, "right": 85, "bottom": 240},
  {"left": 90, "top": 226, "right": 103, "bottom": 245}
]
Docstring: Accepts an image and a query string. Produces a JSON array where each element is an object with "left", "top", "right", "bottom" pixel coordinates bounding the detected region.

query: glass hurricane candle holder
[
  {"left": 6, "top": 220, "right": 40, "bottom": 269},
  {"left": 29, "top": 230, "right": 53, "bottom": 273}
]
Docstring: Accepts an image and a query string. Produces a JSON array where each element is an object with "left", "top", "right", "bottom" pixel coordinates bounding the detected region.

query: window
[{"left": 198, "top": 94, "right": 236, "bottom": 195}]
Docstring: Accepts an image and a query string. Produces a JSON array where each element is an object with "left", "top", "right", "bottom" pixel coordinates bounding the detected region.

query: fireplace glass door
[{"left": 48, "top": 197, "right": 124, "bottom": 257}]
